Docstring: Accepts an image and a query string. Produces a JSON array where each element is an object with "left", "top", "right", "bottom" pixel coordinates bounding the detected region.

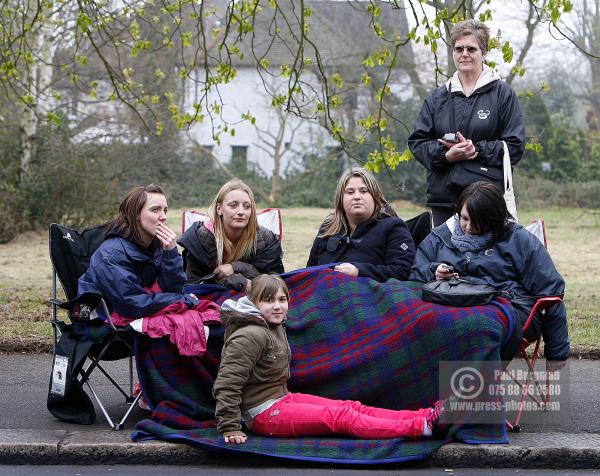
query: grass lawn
[{"left": 0, "top": 204, "right": 598, "bottom": 353}]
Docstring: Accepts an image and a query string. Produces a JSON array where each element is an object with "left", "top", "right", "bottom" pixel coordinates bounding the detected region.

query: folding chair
[
  {"left": 504, "top": 218, "right": 563, "bottom": 433},
  {"left": 182, "top": 207, "right": 282, "bottom": 238},
  {"left": 405, "top": 211, "right": 432, "bottom": 248},
  {"left": 48, "top": 223, "right": 142, "bottom": 430}
]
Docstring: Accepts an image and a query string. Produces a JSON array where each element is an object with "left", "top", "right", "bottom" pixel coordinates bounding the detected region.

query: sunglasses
[{"left": 453, "top": 46, "right": 479, "bottom": 54}]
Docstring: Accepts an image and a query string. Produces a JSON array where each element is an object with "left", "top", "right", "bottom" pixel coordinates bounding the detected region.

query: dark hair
[
  {"left": 455, "top": 181, "right": 512, "bottom": 242},
  {"left": 105, "top": 184, "right": 165, "bottom": 249},
  {"left": 249, "top": 275, "right": 289, "bottom": 305}
]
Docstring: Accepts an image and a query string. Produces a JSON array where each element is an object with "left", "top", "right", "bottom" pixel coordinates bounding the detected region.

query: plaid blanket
[{"left": 132, "top": 267, "right": 515, "bottom": 463}]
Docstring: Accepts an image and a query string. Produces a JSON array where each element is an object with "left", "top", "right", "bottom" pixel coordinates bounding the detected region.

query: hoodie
[{"left": 213, "top": 297, "right": 291, "bottom": 434}]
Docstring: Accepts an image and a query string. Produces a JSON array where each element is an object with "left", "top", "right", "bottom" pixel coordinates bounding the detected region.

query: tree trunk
[{"left": 19, "top": 21, "right": 57, "bottom": 181}]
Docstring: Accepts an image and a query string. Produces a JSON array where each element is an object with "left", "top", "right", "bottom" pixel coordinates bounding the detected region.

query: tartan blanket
[{"left": 132, "top": 267, "right": 515, "bottom": 464}]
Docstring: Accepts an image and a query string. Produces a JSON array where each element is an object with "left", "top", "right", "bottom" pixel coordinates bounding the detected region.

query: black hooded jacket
[
  {"left": 177, "top": 222, "right": 284, "bottom": 290},
  {"left": 306, "top": 212, "right": 416, "bottom": 282},
  {"left": 408, "top": 74, "right": 525, "bottom": 207}
]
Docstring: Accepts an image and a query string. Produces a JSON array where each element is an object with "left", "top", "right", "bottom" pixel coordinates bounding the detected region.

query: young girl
[{"left": 213, "top": 275, "right": 446, "bottom": 444}]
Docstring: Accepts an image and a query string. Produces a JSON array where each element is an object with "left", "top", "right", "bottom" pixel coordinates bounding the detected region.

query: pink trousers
[{"left": 250, "top": 392, "right": 429, "bottom": 440}]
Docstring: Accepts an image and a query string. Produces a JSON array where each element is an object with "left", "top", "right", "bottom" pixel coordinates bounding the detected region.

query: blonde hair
[
  {"left": 320, "top": 167, "right": 387, "bottom": 238},
  {"left": 249, "top": 275, "right": 289, "bottom": 305},
  {"left": 208, "top": 179, "right": 259, "bottom": 265}
]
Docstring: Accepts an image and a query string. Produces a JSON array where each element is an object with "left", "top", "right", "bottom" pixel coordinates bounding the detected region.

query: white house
[{"left": 181, "top": 0, "right": 414, "bottom": 177}]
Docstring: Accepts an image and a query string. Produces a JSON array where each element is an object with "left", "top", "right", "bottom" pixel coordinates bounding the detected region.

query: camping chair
[
  {"left": 182, "top": 208, "right": 283, "bottom": 282},
  {"left": 48, "top": 223, "right": 142, "bottom": 430},
  {"left": 182, "top": 207, "right": 282, "bottom": 238},
  {"left": 405, "top": 211, "right": 432, "bottom": 248},
  {"left": 504, "top": 218, "right": 563, "bottom": 432}
]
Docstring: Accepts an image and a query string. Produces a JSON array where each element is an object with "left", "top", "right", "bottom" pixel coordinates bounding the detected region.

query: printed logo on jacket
[{"left": 477, "top": 109, "right": 491, "bottom": 119}]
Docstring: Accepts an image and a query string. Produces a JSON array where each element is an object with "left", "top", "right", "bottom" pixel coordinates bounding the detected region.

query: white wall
[{"left": 185, "top": 68, "right": 338, "bottom": 176}]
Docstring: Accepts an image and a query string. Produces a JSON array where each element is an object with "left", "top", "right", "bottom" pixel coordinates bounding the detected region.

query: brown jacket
[{"left": 213, "top": 299, "right": 291, "bottom": 434}]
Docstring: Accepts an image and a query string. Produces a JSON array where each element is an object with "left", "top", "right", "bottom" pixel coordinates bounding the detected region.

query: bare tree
[{"left": 253, "top": 107, "right": 304, "bottom": 203}]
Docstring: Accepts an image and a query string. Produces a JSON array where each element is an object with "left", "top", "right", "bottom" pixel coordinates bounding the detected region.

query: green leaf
[
  {"left": 181, "top": 31, "right": 192, "bottom": 47},
  {"left": 330, "top": 73, "right": 343, "bottom": 88},
  {"left": 20, "top": 93, "right": 35, "bottom": 105},
  {"left": 502, "top": 42, "right": 513, "bottom": 63},
  {"left": 525, "top": 142, "right": 542, "bottom": 153},
  {"left": 46, "top": 112, "right": 62, "bottom": 127},
  {"left": 76, "top": 12, "right": 93, "bottom": 33},
  {"left": 398, "top": 148, "right": 414, "bottom": 162},
  {"left": 564, "top": 0, "right": 573, "bottom": 13}
]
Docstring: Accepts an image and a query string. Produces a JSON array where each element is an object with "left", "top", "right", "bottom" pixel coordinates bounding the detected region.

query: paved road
[
  {"left": 1, "top": 354, "right": 599, "bottom": 469},
  {"left": 0, "top": 353, "right": 146, "bottom": 430},
  {"left": 1, "top": 466, "right": 599, "bottom": 475},
  {"left": 1, "top": 354, "right": 598, "bottom": 433}
]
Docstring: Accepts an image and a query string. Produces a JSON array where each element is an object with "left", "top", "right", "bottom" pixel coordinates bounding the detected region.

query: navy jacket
[
  {"left": 409, "top": 218, "right": 569, "bottom": 360},
  {"left": 306, "top": 212, "right": 416, "bottom": 282},
  {"left": 408, "top": 76, "right": 525, "bottom": 207},
  {"left": 77, "top": 236, "right": 196, "bottom": 320}
]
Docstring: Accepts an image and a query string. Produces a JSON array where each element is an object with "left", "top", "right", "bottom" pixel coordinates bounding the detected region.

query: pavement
[{"left": 1, "top": 353, "right": 599, "bottom": 468}]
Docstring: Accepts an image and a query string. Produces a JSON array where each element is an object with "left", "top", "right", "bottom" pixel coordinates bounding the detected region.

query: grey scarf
[{"left": 450, "top": 215, "right": 493, "bottom": 252}]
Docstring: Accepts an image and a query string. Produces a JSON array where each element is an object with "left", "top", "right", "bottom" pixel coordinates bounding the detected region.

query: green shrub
[{"left": 516, "top": 174, "right": 600, "bottom": 209}]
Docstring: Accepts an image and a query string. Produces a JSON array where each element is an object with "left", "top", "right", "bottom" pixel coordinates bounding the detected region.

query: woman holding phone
[
  {"left": 407, "top": 19, "right": 525, "bottom": 226},
  {"left": 410, "top": 182, "right": 569, "bottom": 364}
]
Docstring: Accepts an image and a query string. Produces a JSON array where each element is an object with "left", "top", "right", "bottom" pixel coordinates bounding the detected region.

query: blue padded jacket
[
  {"left": 410, "top": 218, "right": 570, "bottom": 360},
  {"left": 77, "top": 236, "right": 196, "bottom": 320}
]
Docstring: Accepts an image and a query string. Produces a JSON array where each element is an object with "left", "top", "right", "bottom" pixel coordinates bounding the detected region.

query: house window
[{"left": 231, "top": 145, "right": 248, "bottom": 172}]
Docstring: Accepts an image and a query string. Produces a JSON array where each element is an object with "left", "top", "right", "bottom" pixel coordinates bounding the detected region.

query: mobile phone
[{"left": 442, "top": 132, "right": 457, "bottom": 143}]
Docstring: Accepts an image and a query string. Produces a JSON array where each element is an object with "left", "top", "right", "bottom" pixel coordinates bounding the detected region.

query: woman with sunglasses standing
[{"left": 408, "top": 19, "right": 525, "bottom": 226}]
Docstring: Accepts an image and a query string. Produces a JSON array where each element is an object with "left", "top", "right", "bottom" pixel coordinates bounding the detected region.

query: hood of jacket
[
  {"left": 220, "top": 296, "right": 272, "bottom": 340},
  {"left": 446, "top": 64, "right": 501, "bottom": 96},
  {"left": 102, "top": 235, "right": 162, "bottom": 263},
  {"left": 177, "top": 222, "right": 274, "bottom": 262},
  {"left": 177, "top": 221, "right": 216, "bottom": 263}
]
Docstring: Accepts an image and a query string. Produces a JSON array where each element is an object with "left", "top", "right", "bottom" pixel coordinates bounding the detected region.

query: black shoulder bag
[{"left": 422, "top": 276, "right": 497, "bottom": 307}]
